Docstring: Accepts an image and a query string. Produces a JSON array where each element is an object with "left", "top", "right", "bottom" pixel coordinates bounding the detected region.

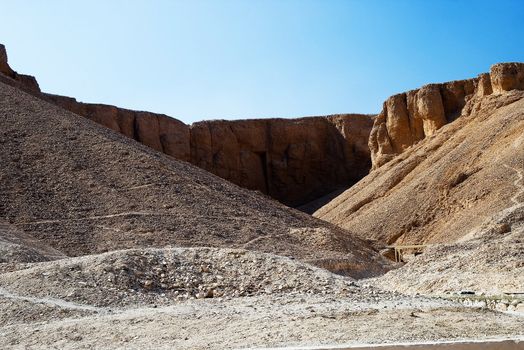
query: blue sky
[{"left": 1, "top": 0, "right": 524, "bottom": 123}]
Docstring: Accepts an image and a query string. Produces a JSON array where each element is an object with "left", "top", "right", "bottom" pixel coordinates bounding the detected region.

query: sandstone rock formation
[
  {"left": 315, "top": 64, "right": 524, "bottom": 294},
  {"left": 369, "top": 63, "right": 524, "bottom": 169},
  {"left": 0, "top": 44, "right": 373, "bottom": 207},
  {"left": 316, "top": 87, "right": 524, "bottom": 245},
  {"left": 190, "top": 115, "right": 373, "bottom": 206},
  {"left": 42, "top": 94, "right": 191, "bottom": 161}
]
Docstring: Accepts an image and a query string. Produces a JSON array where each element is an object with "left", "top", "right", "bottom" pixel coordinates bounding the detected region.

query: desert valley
[{"left": 0, "top": 41, "right": 523, "bottom": 349}]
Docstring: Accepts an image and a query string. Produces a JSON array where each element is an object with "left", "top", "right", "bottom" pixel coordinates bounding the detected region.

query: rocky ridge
[
  {"left": 0, "top": 44, "right": 373, "bottom": 207},
  {"left": 315, "top": 64, "right": 524, "bottom": 294},
  {"left": 370, "top": 62, "right": 524, "bottom": 169},
  {"left": 0, "top": 247, "right": 368, "bottom": 307}
]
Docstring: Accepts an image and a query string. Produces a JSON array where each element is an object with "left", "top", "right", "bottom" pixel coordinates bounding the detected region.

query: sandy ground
[
  {"left": 0, "top": 248, "right": 523, "bottom": 349},
  {"left": 1, "top": 291, "right": 523, "bottom": 349}
]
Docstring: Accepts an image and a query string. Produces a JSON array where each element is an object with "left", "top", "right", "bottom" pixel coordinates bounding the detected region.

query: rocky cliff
[
  {"left": 316, "top": 63, "right": 524, "bottom": 246},
  {"left": 190, "top": 115, "right": 373, "bottom": 206},
  {"left": 0, "top": 44, "right": 373, "bottom": 207},
  {"left": 370, "top": 62, "right": 524, "bottom": 169},
  {"left": 42, "top": 95, "right": 373, "bottom": 206},
  {"left": 0, "top": 45, "right": 40, "bottom": 94}
]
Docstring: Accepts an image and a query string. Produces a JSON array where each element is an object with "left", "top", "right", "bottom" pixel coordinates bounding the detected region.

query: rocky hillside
[
  {"left": 314, "top": 63, "right": 524, "bottom": 293},
  {"left": 369, "top": 63, "right": 524, "bottom": 169},
  {"left": 0, "top": 44, "right": 373, "bottom": 207},
  {"left": 0, "top": 78, "right": 391, "bottom": 278},
  {"left": 315, "top": 63, "right": 524, "bottom": 245}
]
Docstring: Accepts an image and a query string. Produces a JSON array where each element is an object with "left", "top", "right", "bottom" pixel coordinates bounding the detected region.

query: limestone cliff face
[
  {"left": 41, "top": 94, "right": 191, "bottom": 161},
  {"left": 190, "top": 115, "right": 373, "bottom": 206},
  {"left": 42, "top": 97, "right": 373, "bottom": 207},
  {"left": 369, "top": 63, "right": 524, "bottom": 169},
  {"left": 0, "top": 45, "right": 373, "bottom": 207}
]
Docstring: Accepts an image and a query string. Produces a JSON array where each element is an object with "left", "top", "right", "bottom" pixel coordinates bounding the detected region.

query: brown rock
[
  {"left": 385, "top": 93, "right": 413, "bottom": 153},
  {"left": 0, "top": 44, "right": 40, "bottom": 93},
  {"left": 0, "top": 44, "right": 14, "bottom": 76},
  {"left": 368, "top": 65, "right": 524, "bottom": 170},
  {"left": 157, "top": 115, "right": 190, "bottom": 161},
  {"left": 477, "top": 73, "right": 493, "bottom": 96},
  {"left": 416, "top": 84, "right": 447, "bottom": 135},
  {"left": 491, "top": 62, "right": 524, "bottom": 93}
]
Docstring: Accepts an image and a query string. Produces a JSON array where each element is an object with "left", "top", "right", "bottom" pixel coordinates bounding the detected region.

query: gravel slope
[{"left": 0, "top": 80, "right": 391, "bottom": 278}]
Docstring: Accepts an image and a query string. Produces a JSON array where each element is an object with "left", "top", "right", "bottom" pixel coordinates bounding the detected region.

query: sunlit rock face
[{"left": 369, "top": 62, "right": 524, "bottom": 169}]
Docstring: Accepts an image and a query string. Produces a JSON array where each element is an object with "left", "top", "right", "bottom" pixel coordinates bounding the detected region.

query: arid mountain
[
  {"left": 315, "top": 63, "right": 524, "bottom": 293},
  {"left": 0, "top": 44, "right": 373, "bottom": 207},
  {"left": 1, "top": 44, "right": 523, "bottom": 349},
  {"left": 369, "top": 63, "right": 524, "bottom": 169},
  {"left": 315, "top": 64, "right": 524, "bottom": 245},
  {"left": 0, "top": 78, "right": 391, "bottom": 278}
]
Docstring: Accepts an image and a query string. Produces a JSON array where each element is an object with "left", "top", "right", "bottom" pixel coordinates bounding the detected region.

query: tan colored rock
[
  {"left": 491, "top": 62, "right": 524, "bottom": 93},
  {"left": 189, "top": 115, "right": 374, "bottom": 206},
  {"left": 416, "top": 84, "right": 447, "bottom": 136},
  {"left": 385, "top": 93, "right": 413, "bottom": 153},
  {"left": 477, "top": 73, "right": 493, "bottom": 96},
  {"left": 367, "top": 69, "right": 520, "bottom": 169},
  {"left": 317, "top": 89, "right": 524, "bottom": 246}
]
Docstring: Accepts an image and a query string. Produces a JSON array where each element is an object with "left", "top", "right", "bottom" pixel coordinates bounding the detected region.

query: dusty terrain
[
  {"left": 0, "top": 79, "right": 391, "bottom": 278},
  {"left": 315, "top": 65, "right": 524, "bottom": 295},
  {"left": 1, "top": 42, "right": 523, "bottom": 349},
  {"left": 1, "top": 247, "right": 523, "bottom": 349}
]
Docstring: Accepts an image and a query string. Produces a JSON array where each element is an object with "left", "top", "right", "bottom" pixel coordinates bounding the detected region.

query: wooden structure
[{"left": 386, "top": 244, "right": 429, "bottom": 263}]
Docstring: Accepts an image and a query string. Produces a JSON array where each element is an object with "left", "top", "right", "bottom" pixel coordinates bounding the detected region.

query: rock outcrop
[
  {"left": 41, "top": 94, "right": 191, "bottom": 161},
  {"left": 44, "top": 93, "right": 373, "bottom": 206},
  {"left": 369, "top": 62, "right": 524, "bottom": 169},
  {"left": 316, "top": 81, "right": 524, "bottom": 246},
  {"left": 0, "top": 44, "right": 373, "bottom": 207},
  {"left": 0, "top": 44, "right": 40, "bottom": 93},
  {"left": 190, "top": 115, "right": 373, "bottom": 206}
]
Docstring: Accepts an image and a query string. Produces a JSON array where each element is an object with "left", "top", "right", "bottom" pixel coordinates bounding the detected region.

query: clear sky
[{"left": 1, "top": 0, "right": 524, "bottom": 124}]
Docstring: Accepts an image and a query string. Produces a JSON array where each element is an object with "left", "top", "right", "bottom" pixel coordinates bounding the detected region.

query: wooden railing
[{"left": 386, "top": 244, "right": 429, "bottom": 262}]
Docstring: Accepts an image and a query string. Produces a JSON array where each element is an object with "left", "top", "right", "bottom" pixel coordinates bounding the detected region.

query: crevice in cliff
[{"left": 132, "top": 114, "right": 139, "bottom": 142}]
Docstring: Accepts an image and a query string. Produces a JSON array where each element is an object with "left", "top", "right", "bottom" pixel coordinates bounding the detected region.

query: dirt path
[
  {"left": 504, "top": 164, "right": 524, "bottom": 207},
  {"left": 0, "top": 287, "right": 105, "bottom": 312}
]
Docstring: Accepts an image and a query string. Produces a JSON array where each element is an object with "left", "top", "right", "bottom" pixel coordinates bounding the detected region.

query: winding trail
[
  {"left": 504, "top": 164, "right": 524, "bottom": 207},
  {"left": 0, "top": 287, "right": 105, "bottom": 312}
]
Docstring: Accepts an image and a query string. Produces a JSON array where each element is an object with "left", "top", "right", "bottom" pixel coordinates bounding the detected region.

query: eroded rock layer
[
  {"left": 0, "top": 44, "right": 373, "bottom": 207},
  {"left": 0, "top": 77, "right": 391, "bottom": 278},
  {"left": 370, "top": 62, "right": 524, "bottom": 169}
]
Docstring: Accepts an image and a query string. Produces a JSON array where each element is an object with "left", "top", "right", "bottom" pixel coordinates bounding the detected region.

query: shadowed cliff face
[
  {"left": 190, "top": 115, "right": 373, "bottom": 206},
  {"left": 369, "top": 63, "right": 524, "bottom": 169},
  {"left": 0, "top": 44, "right": 374, "bottom": 207}
]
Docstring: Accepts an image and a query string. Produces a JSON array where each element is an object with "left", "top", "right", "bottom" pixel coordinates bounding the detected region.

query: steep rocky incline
[
  {"left": 0, "top": 79, "right": 391, "bottom": 278},
  {"left": 315, "top": 63, "right": 524, "bottom": 294},
  {"left": 316, "top": 91, "right": 524, "bottom": 245},
  {"left": 369, "top": 62, "right": 524, "bottom": 169},
  {"left": 0, "top": 44, "right": 373, "bottom": 207}
]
